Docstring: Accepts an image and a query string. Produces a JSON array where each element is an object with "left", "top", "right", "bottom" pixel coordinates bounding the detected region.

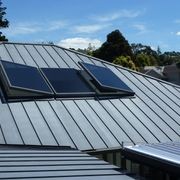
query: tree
[
  {"left": 0, "top": 0, "right": 9, "bottom": 41},
  {"left": 135, "top": 53, "right": 151, "bottom": 67},
  {"left": 131, "top": 43, "right": 158, "bottom": 57},
  {"left": 131, "top": 43, "right": 145, "bottom": 55},
  {"left": 86, "top": 43, "right": 96, "bottom": 56},
  {"left": 157, "top": 46, "right": 161, "bottom": 55},
  {"left": 131, "top": 43, "right": 159, "bottom": 67},
  {"left": 93, "top": 30, "right": 133, "bottom": 62},
  {"left": 158, "top": 51, "right": 180, "bottom": 66},
  {"left": 113, "top": 56, "right": 137, "bottom": 70}
]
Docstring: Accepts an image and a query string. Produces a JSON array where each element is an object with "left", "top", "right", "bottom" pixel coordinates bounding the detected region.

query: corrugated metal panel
[
  {"left": 0, "top": 145, "right": 133, "bottom": 180},
  {"left": 0, "top": 42, "right": 179, "bottom": 151}
]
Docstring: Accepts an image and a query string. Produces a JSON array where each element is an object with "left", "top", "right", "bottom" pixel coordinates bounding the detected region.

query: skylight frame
[
  {"left": 0, "top": 60, "right": 135, "bottom": 101},
  {"left": 0, "top": 60, "right": 54, "bottom": 96},
  {"left": 79, "top": 62, "right": 135, "bottom": 95},
  {"left": 40, "top": 68, "right": 96, "bottom": 98}
]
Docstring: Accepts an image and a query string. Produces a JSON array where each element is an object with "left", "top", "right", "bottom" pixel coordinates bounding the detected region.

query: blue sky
[{"left": 2, "top": 0, "right": 180, "bottom": 51}]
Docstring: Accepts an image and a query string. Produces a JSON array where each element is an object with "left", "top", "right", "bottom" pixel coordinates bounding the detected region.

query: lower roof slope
[
  {"left": 0, "top": 42, "right": 179, "bottom": 151},
  {"left": 123, "top": 141, "right": 180, "bottom": 175},
  {"left": 0, "top": 145, "right": 133, "bottom": 180}
]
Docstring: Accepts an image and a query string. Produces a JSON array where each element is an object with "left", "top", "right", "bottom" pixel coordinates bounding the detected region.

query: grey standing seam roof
[
  {"left": 0, "top": 42, "right": 179, "bottom": 151},
  {"left": 124, "top": 141, "right": 180, "bottom": 165},
  {"left": 123, "top": 141, "right": 180, "bottom": 174},
  {"left": 0, "top": 145, "right": 133, "bottom": 180}
]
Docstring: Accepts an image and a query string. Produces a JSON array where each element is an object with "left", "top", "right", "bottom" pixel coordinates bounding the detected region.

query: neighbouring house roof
[
  {"left": 122, "top": 141, "right": 180, "bottom": 175},
  {"left": 143, "top": 66, "right": 164, "bottom": 73},
  {"left": 0, "top": 144, "right": 133, "bottom": 180},
  {"left": 163, "top": 63, "right": 180, "bottom": 85},
  {"left": 0, "top": 42, "right": 179, "bottom": 152},
  {"left": 140, "top": 66, "right": 166, "bottom": 80}
]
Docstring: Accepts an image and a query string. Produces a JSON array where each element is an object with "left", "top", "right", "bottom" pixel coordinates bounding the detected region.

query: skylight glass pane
[
  {"left": 0, "top": 60, "right": 53, "bottom": 94},
  {"left": 41, "top": 68, "right": 95, "bottom": 96},
  {"left": 79, "top": 62, "right": 134, "bottom": 95}
]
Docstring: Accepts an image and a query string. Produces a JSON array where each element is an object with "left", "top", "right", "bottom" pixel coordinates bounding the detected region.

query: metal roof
[
  {"left": 0, "top": 145, "right": 133, "bottom": 180},
  {"left": 0, "top": 42, "right": 179, "bottom": 151},
  {"left": 123, "top": 141, "right": 180, "bottom": 174}
]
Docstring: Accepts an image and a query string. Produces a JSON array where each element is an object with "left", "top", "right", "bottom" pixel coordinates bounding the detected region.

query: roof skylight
[
  {"left": 79, "top": 62, "right": 135, "bottom": 96},
  {"left": 0, "top": 60, "right": 53, "bottom": 99}
]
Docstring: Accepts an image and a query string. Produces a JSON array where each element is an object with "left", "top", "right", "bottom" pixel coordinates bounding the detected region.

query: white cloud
[
  {"left": 150, "top": 46, "right": 156, "bottom": 51},
  {"left": 57, "top": 37, "right": 102, "bottom": 49},
  {"left": 73, "top": 24, "right": 110, "bottom": 34},
  {"left": 133, "top": 24, "right": 146, "bottom": 31},
  {"left": 176, "top": 31, "right": 180, "bottom": 36},
  {"left": 93, "top": 10, "right": 141, "bottom": 22},
  {"left": 174, "top": 19, "right": 180, "bottom": 24},
  {"left": 3, "top": 20, "right": 67, "bottom": 37},
  {"left": 4, "top": 22, "right": 42, "bottom": 36},
  {"left": 94, "top": 13, "right": 121, "bottom": 22},
  {"left": 133, "top": 24, "right": 147, "bottom": 34},
  {"left": 47, "top": 20, "right": 67, "bottom": 31}
]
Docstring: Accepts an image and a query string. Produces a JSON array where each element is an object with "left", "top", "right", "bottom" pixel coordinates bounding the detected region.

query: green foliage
[
  {"left": 158, "top": 51, "right": 180, "bottom": 66},
  {"left": 113, "top": 56, "right": 129, "bottom": 67},
  {"left": 86, "top": 43, "right": 96, "bottom": 56},
  {"left": 76, "top": 43, "right": 95, "bottom": 56},
  {"left": 113, "top": 56, "right": 137, "bottom": 70},
  {"left": 131, "top": 43, "right": 180, "bottom": 68},
  {"left": 131, "top": 43, "right": 158, "bottom": 65},
  {"left": 131, "top": 43, "right": 157, "bottom": 56},
  {"left": 131, "top": 43, "right": 161, "bottom": 68},
  {"left": 157, "top": 46, "right": 162, "bottom": 55},
  {"left": 76, "top": 48, "right": 87, "bottom": 54},
  {"left": 128, "top": 60, "right": 137, "bottom": 71},
  {"left": 136, "top": 53, "right": 151, "bottom": 67},
  {"left": 0, "top": 0, "right": 9, "bottom": 41},
  {"left": 93, "top": 30, "right": 133, "bottom": 62},
  {"left": 0, "top": 31, "right": 7, "bottom": 41},
  {"left": 77, "top": 29, "right": 180, "bottom": 71}
]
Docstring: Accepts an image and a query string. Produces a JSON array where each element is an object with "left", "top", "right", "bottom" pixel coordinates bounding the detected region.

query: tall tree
[
  {"left": 157, "top": 46, "right": 161, "bottom": 55},
  {"left": 131, "top": 43, "right": 159, "bottom": 67},
  {"left": 0, "top": 0, "right": 9, "bottom": 41},
  {"left": 93, "top": 30, "right": 133, "bottom": 62}
]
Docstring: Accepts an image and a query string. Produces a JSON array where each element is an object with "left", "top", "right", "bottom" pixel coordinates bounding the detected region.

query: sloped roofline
[{"left": 1, "top": 41, "right": 180, "bottom": 89}]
